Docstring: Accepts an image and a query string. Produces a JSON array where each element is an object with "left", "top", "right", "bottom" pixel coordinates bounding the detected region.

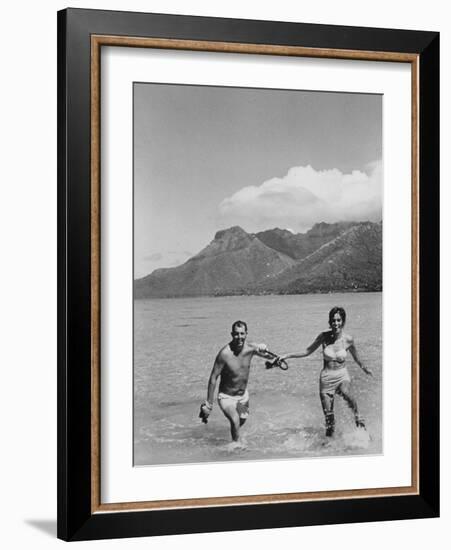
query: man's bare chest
[{"left": 223, "top": 354, "right": 251, "bottom": 376}]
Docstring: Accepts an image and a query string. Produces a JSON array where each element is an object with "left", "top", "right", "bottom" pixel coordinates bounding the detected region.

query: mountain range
[{"left": 134, "top": 221, "right": 382, "bottom": 298}]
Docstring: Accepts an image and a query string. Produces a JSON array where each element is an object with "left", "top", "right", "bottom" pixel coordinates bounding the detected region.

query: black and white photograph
[{"left": 133, "top": 83, "right": 383, "bottom": 466}]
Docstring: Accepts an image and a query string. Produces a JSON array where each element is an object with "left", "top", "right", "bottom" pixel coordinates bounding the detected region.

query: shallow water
[{"left": 134, "top": 293, "right": 382, "bottom": 465}]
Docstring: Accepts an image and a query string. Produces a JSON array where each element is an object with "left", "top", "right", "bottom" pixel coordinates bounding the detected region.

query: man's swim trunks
[
  {"left": 218, "top": 390, "right": 250, "bottom": 419},
  {"left": 319, "top": 367, "right": 351, "bottom": 398}
]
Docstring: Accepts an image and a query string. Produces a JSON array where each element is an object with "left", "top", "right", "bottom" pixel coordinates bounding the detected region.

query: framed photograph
[{"left": 57, "top": 8, "right": 439, "bottom": 541}]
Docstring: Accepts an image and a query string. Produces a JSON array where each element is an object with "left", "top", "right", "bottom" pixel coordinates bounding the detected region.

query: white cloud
[{"left": 218, "top": 160, "right": 382, "bottom": 232}]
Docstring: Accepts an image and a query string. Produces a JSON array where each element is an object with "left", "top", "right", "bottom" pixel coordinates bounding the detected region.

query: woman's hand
[{"left": 362, "top": 366, "right": 373, "bottom": 377}]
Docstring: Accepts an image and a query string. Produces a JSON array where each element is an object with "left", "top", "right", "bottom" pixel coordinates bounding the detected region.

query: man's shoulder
[{"left": 218, "top": 343, "right": 232, "bottom": 358}]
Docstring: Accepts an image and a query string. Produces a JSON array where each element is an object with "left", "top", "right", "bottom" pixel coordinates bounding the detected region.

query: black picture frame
[{"left": 57, "top": 7, "right": 439, "bottom": 542}]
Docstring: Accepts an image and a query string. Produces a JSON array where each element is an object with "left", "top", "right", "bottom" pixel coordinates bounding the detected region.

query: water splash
[
  {"left": 342, "top": 427, "right": 371, "bottom": 450},
  {"left": 225, "top": 440, "right": 248, "bottom": 453},
  {"left": 281, "top": 427, "right": 325, "bottom": 453}
]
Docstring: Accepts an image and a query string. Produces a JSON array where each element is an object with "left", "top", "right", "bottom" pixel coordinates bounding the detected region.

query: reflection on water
[{"left": 134, "top": 293, "right": 382, "bottom": 465}]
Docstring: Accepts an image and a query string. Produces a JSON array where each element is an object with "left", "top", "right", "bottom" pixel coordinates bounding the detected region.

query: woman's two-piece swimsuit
[{"left": 319, "top": 340, "right": 351, "bottom": 397}]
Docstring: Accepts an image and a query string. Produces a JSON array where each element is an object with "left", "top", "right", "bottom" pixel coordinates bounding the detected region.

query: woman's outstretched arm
[
  {"left": 279, "top": 332, "right": 324, "bottom": 361},
  {"left": 348, "top": 337, "right": 373, "bottom": 376}
]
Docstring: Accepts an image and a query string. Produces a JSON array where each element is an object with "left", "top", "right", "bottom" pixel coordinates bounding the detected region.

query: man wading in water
[{"left": 199, "top": 320, "right": 273, "bottom": 447}]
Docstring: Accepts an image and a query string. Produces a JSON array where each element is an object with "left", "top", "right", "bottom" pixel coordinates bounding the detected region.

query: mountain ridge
[{"left": 135, "top": 221, "right": 382, "bottom": 298}]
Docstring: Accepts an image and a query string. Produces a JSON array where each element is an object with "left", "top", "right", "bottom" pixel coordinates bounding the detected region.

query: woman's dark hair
[
  {"left": 328, "top": 306, "right": 346, "bottom": 326},
  {"left": 231, "top": 320, "right": 248, "bottom": 333}
]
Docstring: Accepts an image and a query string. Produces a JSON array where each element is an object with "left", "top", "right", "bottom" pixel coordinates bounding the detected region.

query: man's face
[{"left": 231, "top": 326, "right": 247, "bottom": 350}]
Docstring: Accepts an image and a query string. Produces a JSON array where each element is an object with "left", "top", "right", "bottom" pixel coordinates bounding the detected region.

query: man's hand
[{"left": 199, "top": 401, "right": 213, "bottom": 424}]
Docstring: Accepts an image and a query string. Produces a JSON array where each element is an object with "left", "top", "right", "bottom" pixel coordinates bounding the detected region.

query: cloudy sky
[{"left": 134, "top": 83, "right": 382, "bottom": 278}]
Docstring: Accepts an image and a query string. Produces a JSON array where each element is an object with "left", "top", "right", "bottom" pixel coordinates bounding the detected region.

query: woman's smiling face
[{"left": 330, "top": 312, "right": 344, "bottom": 333}]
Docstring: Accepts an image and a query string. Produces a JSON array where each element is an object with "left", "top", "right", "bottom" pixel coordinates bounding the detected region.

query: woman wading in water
[{"left": 278, "top": 307, "right": 373, "bottom": 437}]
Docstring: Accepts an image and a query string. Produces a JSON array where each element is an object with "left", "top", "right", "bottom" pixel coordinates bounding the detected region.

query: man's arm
[
  {"left": 206, "top": 353, "right": 225, "bottom": 405},
  {"left": 348, "top": 337, "right": 373, "bottom": 376},
  {"left": 249, "top": 342, "right": 271, "bottom": 359},
  {"left": 199, "top": 353, "right": 225, "bottom": 424}
]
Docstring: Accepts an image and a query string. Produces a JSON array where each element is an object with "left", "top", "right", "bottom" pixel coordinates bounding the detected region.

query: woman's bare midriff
[{"left": 323, "top": 360, "right": 346, "bottom": 370}]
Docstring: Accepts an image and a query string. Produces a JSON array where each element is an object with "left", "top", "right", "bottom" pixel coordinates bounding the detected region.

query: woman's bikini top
[{"left": 323, "top": 343, "right": 347, "bottom": 363}]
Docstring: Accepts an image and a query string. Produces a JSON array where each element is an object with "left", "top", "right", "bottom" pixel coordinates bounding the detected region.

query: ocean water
[{"left": 134, "top": 293, "right": 382, "bottom": 465}]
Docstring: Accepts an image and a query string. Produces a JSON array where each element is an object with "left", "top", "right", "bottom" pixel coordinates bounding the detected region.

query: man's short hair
[{"left": 231, "top": 320, "right": 248, "bottom": 333}]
